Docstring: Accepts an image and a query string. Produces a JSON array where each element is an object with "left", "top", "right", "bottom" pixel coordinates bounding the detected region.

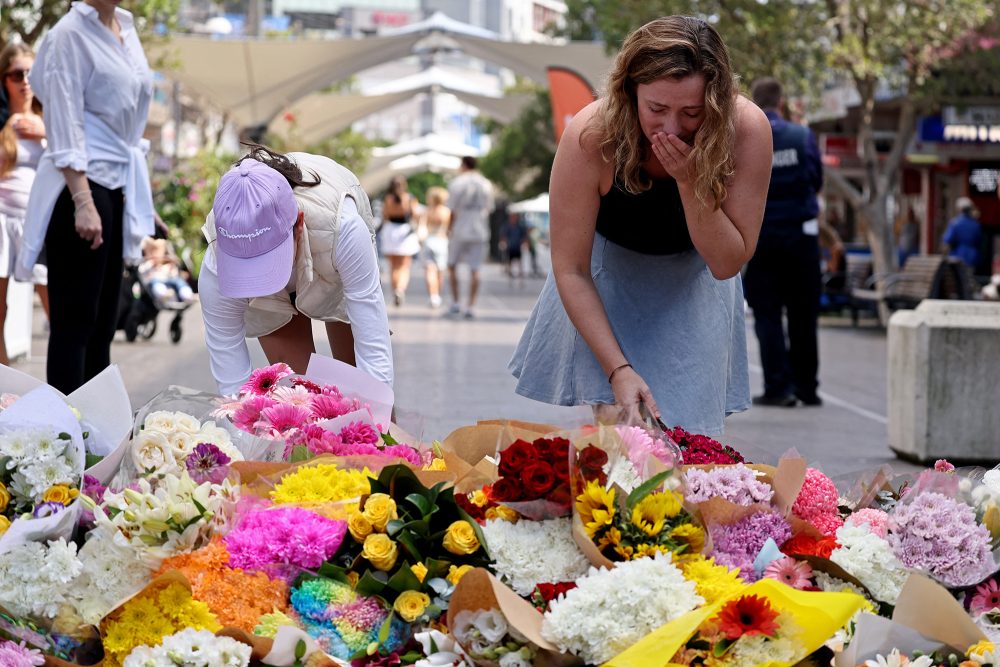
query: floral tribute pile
[{"left": 4, "top": 369, "right": 1000, "bottom": 667}]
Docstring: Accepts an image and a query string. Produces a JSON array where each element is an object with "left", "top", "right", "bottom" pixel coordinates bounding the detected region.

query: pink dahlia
[
  {"left": 763, "top": 556, "right": 814, "bottom": 590},
  {"left": 256, "top": 403, "right": 313, "bottom": 436},
  {"left": 240, "top": 363, "right": 293, "bottom": 396},
  {"left": 971, "top": 579, "right": 1000, "bottom": 615},
  {"left": 232, "top": 395, "right": 278, "bottom": 434}
]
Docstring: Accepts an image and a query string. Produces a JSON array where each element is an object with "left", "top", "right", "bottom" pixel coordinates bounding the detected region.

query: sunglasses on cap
[{"left": 4, "top": 69, "right": 29, "bottom": 83}]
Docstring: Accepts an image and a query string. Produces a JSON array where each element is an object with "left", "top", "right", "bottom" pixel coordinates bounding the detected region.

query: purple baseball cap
[{"left": 212, "top": 158, "right": 299, "bottom": 298}]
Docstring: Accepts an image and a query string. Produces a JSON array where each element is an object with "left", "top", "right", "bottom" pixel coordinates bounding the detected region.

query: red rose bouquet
[{"left": 485, "top": 436, "right": 572, "bottom": 519}]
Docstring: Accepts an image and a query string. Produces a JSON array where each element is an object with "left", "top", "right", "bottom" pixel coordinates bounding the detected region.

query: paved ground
[{"left": 13, "top": 252, "right": 922, "bottom": 480}]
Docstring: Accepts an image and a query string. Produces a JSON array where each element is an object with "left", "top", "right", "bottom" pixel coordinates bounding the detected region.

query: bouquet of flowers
[
  {"left": 608, "top": 579, "right": 868, "bottom": 667},
  {"left": 451, "top": 609, "right": 536, "bottom": 667},
  {"left": 88, "top": 469, "right": 238, "bottom": 563},
  {"left": 214, "top": 363, "right": 431, "bottom": 467},
  {"left": 669, "top": 427, "right": 746, "bottom": 465},
  {"left": 154, "top": 538, "right": 290, "bottom": 633},
  {"left": 0, "top": 387, "right": 85, "bottom": 550},
  {"left": 122, "top": 628, "right": 251, "bottom": 667},
  {"left": 100, "top": 573, "right": 220, "bottom": 667},
  {"left": 65, "top": 528, "right": 157, "bottom": 625},
  {"left": 541, "top": 552, "right": 703, "bottom": 664},
  {"left": 0, "top": 538, "right": 82, "bottom": 619},
  {"left": 480, "top": 517, "right": 590, "bottom": 596},
  {"left": 127, "top": 410, "right": 244, "bottom": 479},
  {"left": 325, "top": 465, "right": 490, "bottom": 609},
  {"left": 485, "top": 436, "right": 572, "bottom": 520}
]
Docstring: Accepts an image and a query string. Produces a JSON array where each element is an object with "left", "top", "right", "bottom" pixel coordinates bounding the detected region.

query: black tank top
[{"left": 595, "top": 175, "right": 694, "bottom": 255}]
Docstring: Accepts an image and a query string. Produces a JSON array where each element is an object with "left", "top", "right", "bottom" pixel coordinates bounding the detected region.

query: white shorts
[
  {"left": 448, "top": 239, "right": 486, "bottom": 271},
  {"left": 423, "top": 236, "right": 448, "bottom": 270},
  {"left": 0, "top": 212, "right": 47, "bottom": 284}
]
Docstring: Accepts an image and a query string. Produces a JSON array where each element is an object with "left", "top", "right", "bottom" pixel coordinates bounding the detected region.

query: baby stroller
[{"left": 116, "top": 236, "right": 195, "bottom": 344}]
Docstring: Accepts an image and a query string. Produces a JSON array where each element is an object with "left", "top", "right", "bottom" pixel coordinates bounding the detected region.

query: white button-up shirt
[{"left": 17, "top": 1, "right": 154, "bottom": 280}]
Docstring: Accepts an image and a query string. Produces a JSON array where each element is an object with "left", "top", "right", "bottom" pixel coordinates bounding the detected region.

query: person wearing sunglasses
[
  {"left": 18, "top": 0, "right": 155, "bottom": 393},
  {"left": 509, "top": 17, "right": 772, "bottom": 434},
  {"left": 0, "top": 42, "right": 49, "bottom": 367}
]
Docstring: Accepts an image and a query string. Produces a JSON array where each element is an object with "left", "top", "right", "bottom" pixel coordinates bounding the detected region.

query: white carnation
[
  {"left": 542, "top": 552, "right": 703, "bottom": 664},
  {"left": 0, "top": 539, "right": 83, "bottom": 618},
  {"left": 481, "top": 518, "right": 591, "bottom": 595},
  {"left": 829, "top": 523, "right": 908, "bottom": 604}
]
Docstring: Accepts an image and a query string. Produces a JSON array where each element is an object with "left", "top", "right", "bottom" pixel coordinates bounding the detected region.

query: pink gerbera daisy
[
  {"left": 311, "top": 393, "right": 360, "bottom": 420},
  {"left": 232, "top": 395, "right": 278, "bottom": 434},
  {"left": 971, "top": 579, "right": 1000, "bottom": 615},
  {"left": 272, "top": 385, "right": 316, "bottom": 409},
  {"left": 211, "top": 397, "right": 244, "bottom": 420},
  {"left": 256, "top": 403, "right": 312, "bottom": 436},
  {"left": 763, "top": 556, "right": 814, "bottom": 590},
  {"left": 240, "top": 363, "right": 293, "bottom": 396}
]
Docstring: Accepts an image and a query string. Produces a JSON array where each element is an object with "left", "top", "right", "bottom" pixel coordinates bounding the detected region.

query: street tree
[
  {"left": 822, "top": 0, "right": 995, "bottom": 286},
  {"left": 478, "top": 88, "right": 557, "bottom": 202},
  {"left": 1, "top": 0, "right": 179, "bottom": 64}
]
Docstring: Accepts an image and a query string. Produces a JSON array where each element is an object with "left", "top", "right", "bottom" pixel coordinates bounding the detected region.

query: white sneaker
[{"left": 429, "top": 294, "right": 442, "bottom": 308}]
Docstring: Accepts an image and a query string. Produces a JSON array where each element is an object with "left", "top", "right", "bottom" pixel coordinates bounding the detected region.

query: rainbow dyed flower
[{"left": 290, "top": 577, "right": 408, "bottom": 659}]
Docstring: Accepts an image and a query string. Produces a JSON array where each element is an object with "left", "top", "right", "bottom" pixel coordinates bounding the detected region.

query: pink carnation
[
  {"left": 810, "top": 512, "right": 845, "bottom": 537},
  {"left": 845, "top": 508, "right": 889, "bottom": 537},
  {"left": 792, "top": 468, "right": 840, "bottom": 521},
  {"left": 225, "top": 507, "right": 347, "bottom": 579},
  {"left": 380, "top": 444, "right": 425, "bottom": 467},
  {"left": 240, "top": 363, "right": 293, "bottom": 396},
  {"left": 232, "top": 395, "right": 278, "bottom": 434}
]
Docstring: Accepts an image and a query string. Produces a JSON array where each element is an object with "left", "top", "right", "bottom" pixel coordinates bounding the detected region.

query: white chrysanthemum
[
  {"left": 542, "top": 552, "right": 703, "bottom": 664},
  {"left": 17, "top": 456, "right": 76, "bottom": 499},
  {"left": 0, "top": 429, "right": 32, "bottom": 464},
  {"left": 481, "top": 518, "right": 591, "bottom": 596},
  {"left": 726, "top": 632, "right": 799, "bottom": 667},
  {"left": 829, "top": 524, "right": 908, "bottom": 604},
  {"left": 68, "top": 528, "right": 156, "bottom": 624},
  {"left": 0, "top": 539, "right": 83, "bottom": 618},
  {"left": 28, "top": 428, "right": 68, "bottom": 461},
  {"left": 865, "top": 649, "right": 933, "bottom": 667},
  {"left": 123, "top": 628, "right": 251, "bottom": 667},
  {"left": 604, "top": 456, "right": 643, "bottom": 493}
]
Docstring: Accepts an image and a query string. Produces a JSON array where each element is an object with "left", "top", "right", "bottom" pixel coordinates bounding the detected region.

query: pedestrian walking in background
[
  {"left": 0, "top": 42, "right": 49, "bottom": 366},
  {"left": 447, "top": 156, "right": 495, "bottom": 319},
  {"left": 417, "top": 185, "right": 450, "bottom": 308},
  {"left": 510, "top": 16, "right": 772, "bottom": 434},
  {"left": 743, "top": 77, "right": 824, "bottom": 408},
  {"left": 500, "top": 212, "right": 528, "bottom": 280},
  {"left": 379, "top": 175, "right": 421, "bottom": 306},
  {"left": 199, "top": 145, "right": 392, "bottom": 395},
  {"left": 943, "top": 196, "right": 982, "bottom": 271},
  {"left": 19, "top": 0, "right": 156, "bottom": 394}
]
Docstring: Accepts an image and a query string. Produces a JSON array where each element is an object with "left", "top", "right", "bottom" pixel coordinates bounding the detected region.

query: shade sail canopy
[
  {"left": 360, "top": 151, "right": 463, "bottom": 194},
  {"left": 152, "top": 16, "right": 613, "bottom": 129},
  {"left": 267, "top": 87, "right": 531, "bottom": 146}
]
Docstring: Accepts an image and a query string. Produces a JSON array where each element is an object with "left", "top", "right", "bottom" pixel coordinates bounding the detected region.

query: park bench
[{"left": 850, "top": 254, "right": 946, "bottom": 325}]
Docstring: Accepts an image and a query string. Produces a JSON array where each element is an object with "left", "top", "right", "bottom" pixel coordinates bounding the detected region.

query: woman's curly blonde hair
[{"left": 584, "top": 16, "right": 738, "bottom": 210}]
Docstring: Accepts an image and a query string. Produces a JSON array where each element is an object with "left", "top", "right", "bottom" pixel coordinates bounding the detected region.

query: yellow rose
[
  {"left": 348, "top": 512, "right": 374, "bottom": 542},
  {"left": 0, "top": 481, "right": 10, "bottom": 513},
  {"left": 0, "top": 515, "right": 9, "bottom": 535},
  {"left": 410, "top": 562, "right": 428, "bottom": 583},
  {"left": 443, "top": 520, "right": 480, "bottom": 555},
  {"left": 362, "top": 493, "right": 398, "bottom": 531},
  {"left": 422, "top": 458, "right": 447, "bottom": 472},
  {"left": 446, "top": 564, "right": 473, "bottom": 586},
  {"left": 393, "top": 590, "right": 431, "bottom": 622},
  {"left": 470, "top": 490, "right": 489, "bottom": 507},
  {"left": 42, "top": 485, "right": 78, "bottom": 506},
  {"left": 485, "top": 505, "right": 519, "bottom": 523},
  {"left": 362, "top": 533, "right": 398, "bottom": 571}
]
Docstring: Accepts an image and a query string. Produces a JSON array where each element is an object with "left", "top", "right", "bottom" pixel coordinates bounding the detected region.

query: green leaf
[
  {"left": 84, "top": 453, "right": 104, "bottom": 468},
  {"left": 378, "top": 611, "right": 395, "bottom": 644},
  {"left": 356, "top": 570, "right": 388, "bottom": 597},
  {"left": 425, "top": 557, "right": 451, "bottom": 580},
  {"left": 294, "top": 639, "right": 307, "bottom": 660},
  {"left": 713, "top": 638, "right": 736, "bottom": 658},
  {"left": 317, "top": 563, "right": 352, "bottom": 585},
  {"left": 288, "top": 445, "right": 312, "bottom": 463},
  {"left": 387, "top": 564, "right": 423, "bottom": 593},
  {"left": 381, "top": 432, "right": 399, "bottom": 446},
  {"left": 400, "top": 650, "right": 424, "bottom": 665},
  {"left": 396, "top": 531, "right": 423, "bottom": 563},
  {"left": 405, "top": 493, "right": 432, "bottom": 517},
  {"left": 386, "top": 519, "right": 406, "bottom": 536},
  {"left": 625, "top": 470, "right": 672, "bottom": 513}
]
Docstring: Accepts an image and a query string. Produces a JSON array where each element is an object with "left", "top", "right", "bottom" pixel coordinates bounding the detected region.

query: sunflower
[
  {"left": 670, "top": 523, "right": 706, "bottom": 554},
  {"left": 630, "top": 492, "right": 681, "bottom": 537},
  {"left": 597, "top": 525, "right": 623, "bottom": 551},
  {"left": 576, "top": 480, "right": 616, "bottom": 537}
]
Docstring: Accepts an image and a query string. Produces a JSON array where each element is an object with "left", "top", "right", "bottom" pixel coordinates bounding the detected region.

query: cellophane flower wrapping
[{"left": 606, "top": 578, "right": 868, "bottom": 667}]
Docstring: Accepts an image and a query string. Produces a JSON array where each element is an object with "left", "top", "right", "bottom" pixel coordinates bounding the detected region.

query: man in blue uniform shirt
[{"left": 744, "top": 78, "right": 824, "bottom": 407}]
